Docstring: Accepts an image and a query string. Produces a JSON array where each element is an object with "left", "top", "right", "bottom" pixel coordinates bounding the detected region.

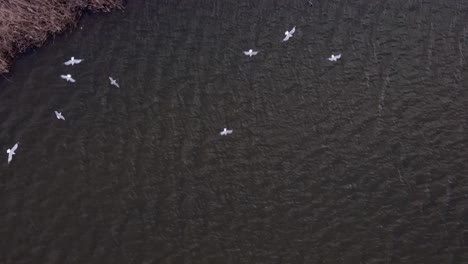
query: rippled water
[{"left": 0, "top": 0, "right": 467, "bottom": 263}]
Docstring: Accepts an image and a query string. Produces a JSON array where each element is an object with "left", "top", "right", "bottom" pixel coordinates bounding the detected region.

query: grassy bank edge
[{"left": 0, "top": 0, "right": 126, "bottom": 74}]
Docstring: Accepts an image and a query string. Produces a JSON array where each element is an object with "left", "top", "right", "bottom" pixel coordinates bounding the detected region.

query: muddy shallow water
[{"left": 0, "top": 0, "right": 467, "bottom": 263}]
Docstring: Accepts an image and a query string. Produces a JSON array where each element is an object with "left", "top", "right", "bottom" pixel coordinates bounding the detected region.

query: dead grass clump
[{"left": 0, "top": 0, "right": 125, "bottom": 74}]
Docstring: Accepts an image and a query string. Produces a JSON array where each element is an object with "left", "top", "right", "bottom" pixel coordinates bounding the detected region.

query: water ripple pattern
[{"left": 0, "top": 0, "right": 467, "bottom": 263}]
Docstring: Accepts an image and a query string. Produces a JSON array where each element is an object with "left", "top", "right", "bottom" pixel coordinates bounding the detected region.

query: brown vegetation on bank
[{"left": 0, "top": 0, "right": 125, "bottom": 74}]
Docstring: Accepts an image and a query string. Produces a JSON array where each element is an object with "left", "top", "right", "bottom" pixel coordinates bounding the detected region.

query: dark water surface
[{"left": 1, "top": 0, "right": 467, "bottom": 263}]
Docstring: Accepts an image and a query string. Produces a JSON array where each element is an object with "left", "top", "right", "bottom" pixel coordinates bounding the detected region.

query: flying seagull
[
  {"left": 54, "top": 111, "right": 65, "bottom": 120},
  {"left": 220, "top": 128, "right": 233, "bottom": 136},
  {"left": 327, "top": 53, "right": 342, "bottom": 62},
  {"left": 109, "top": 77, "right": 120, "bottom": 88},
  {"left": 60, "top": 74, "right": 75, "bottom": 82},
  {"left": 64, "top": 57, "right": 83, "bottom": 66},
  {"left": 283, "top": 26, "right": 296, "bottom": 42},
  {"left": 6, "top": 142, "right": 19, "bottom": 164},
  {"left": 243, "top": 49, "right": 258, "bottom": 57}
]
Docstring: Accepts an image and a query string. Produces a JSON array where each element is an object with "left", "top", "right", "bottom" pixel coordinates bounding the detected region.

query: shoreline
[{"left": 0, "top": 0, "right": 126, "bottom": 74}]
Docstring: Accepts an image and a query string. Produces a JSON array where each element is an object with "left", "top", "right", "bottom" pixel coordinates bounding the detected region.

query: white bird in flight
[
  {"left": 327, "top": 53, "right": 342, "bottom": 61},
  {"left": 6, "top": 142, "right": 19, "bottom": 164},
  {"left": 109, "top": 77, "right": 120, "bottom": 88},
  {"left": 220, "top": 128, "right": 233, "bottom": 136},
  {"left": 54, "top": 111, "right": 65, "bottom": 120},
  {"left": 283, "top": 26, "right": 296, "bottom": 42},
  {"left": 64, "top": 57, "right": 83, "bottom": 66},
  {"left": 243, "top": 49, "right": 258, "bottom": 57},
  {"left": 60, "top": 74, "right": 75, "bottom": 82}
]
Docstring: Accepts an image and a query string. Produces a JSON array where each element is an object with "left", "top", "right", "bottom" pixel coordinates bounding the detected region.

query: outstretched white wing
[
  {"left": 11, "top": 143, "right": 18, "bottom": 152},
  {"left": 243, "top": 51, "right": 250, "bottom": 56},
  {"left": 64, "top": 60, "right": 73, "bottom": 65},
  {"left": 290, "top": 26, "right": 296, "bottom": 34},
  {"left": 335, "top": 54, "right": 341, "bottom": 59},
  {"left": 251, "top": 51, "right": 258, "bottom": 56},
  {"left": 69, "top": 77, "right": 76, "bottom": 83}
]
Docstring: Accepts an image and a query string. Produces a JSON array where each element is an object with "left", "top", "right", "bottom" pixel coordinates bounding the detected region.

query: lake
[{"left": 0, "top": 0, "right": 467, "bottom": 263}]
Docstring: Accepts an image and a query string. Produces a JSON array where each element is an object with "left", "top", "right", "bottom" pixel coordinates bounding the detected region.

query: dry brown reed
[{"left": 0, "top": 0, "right": 125, "bottom": 73}]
